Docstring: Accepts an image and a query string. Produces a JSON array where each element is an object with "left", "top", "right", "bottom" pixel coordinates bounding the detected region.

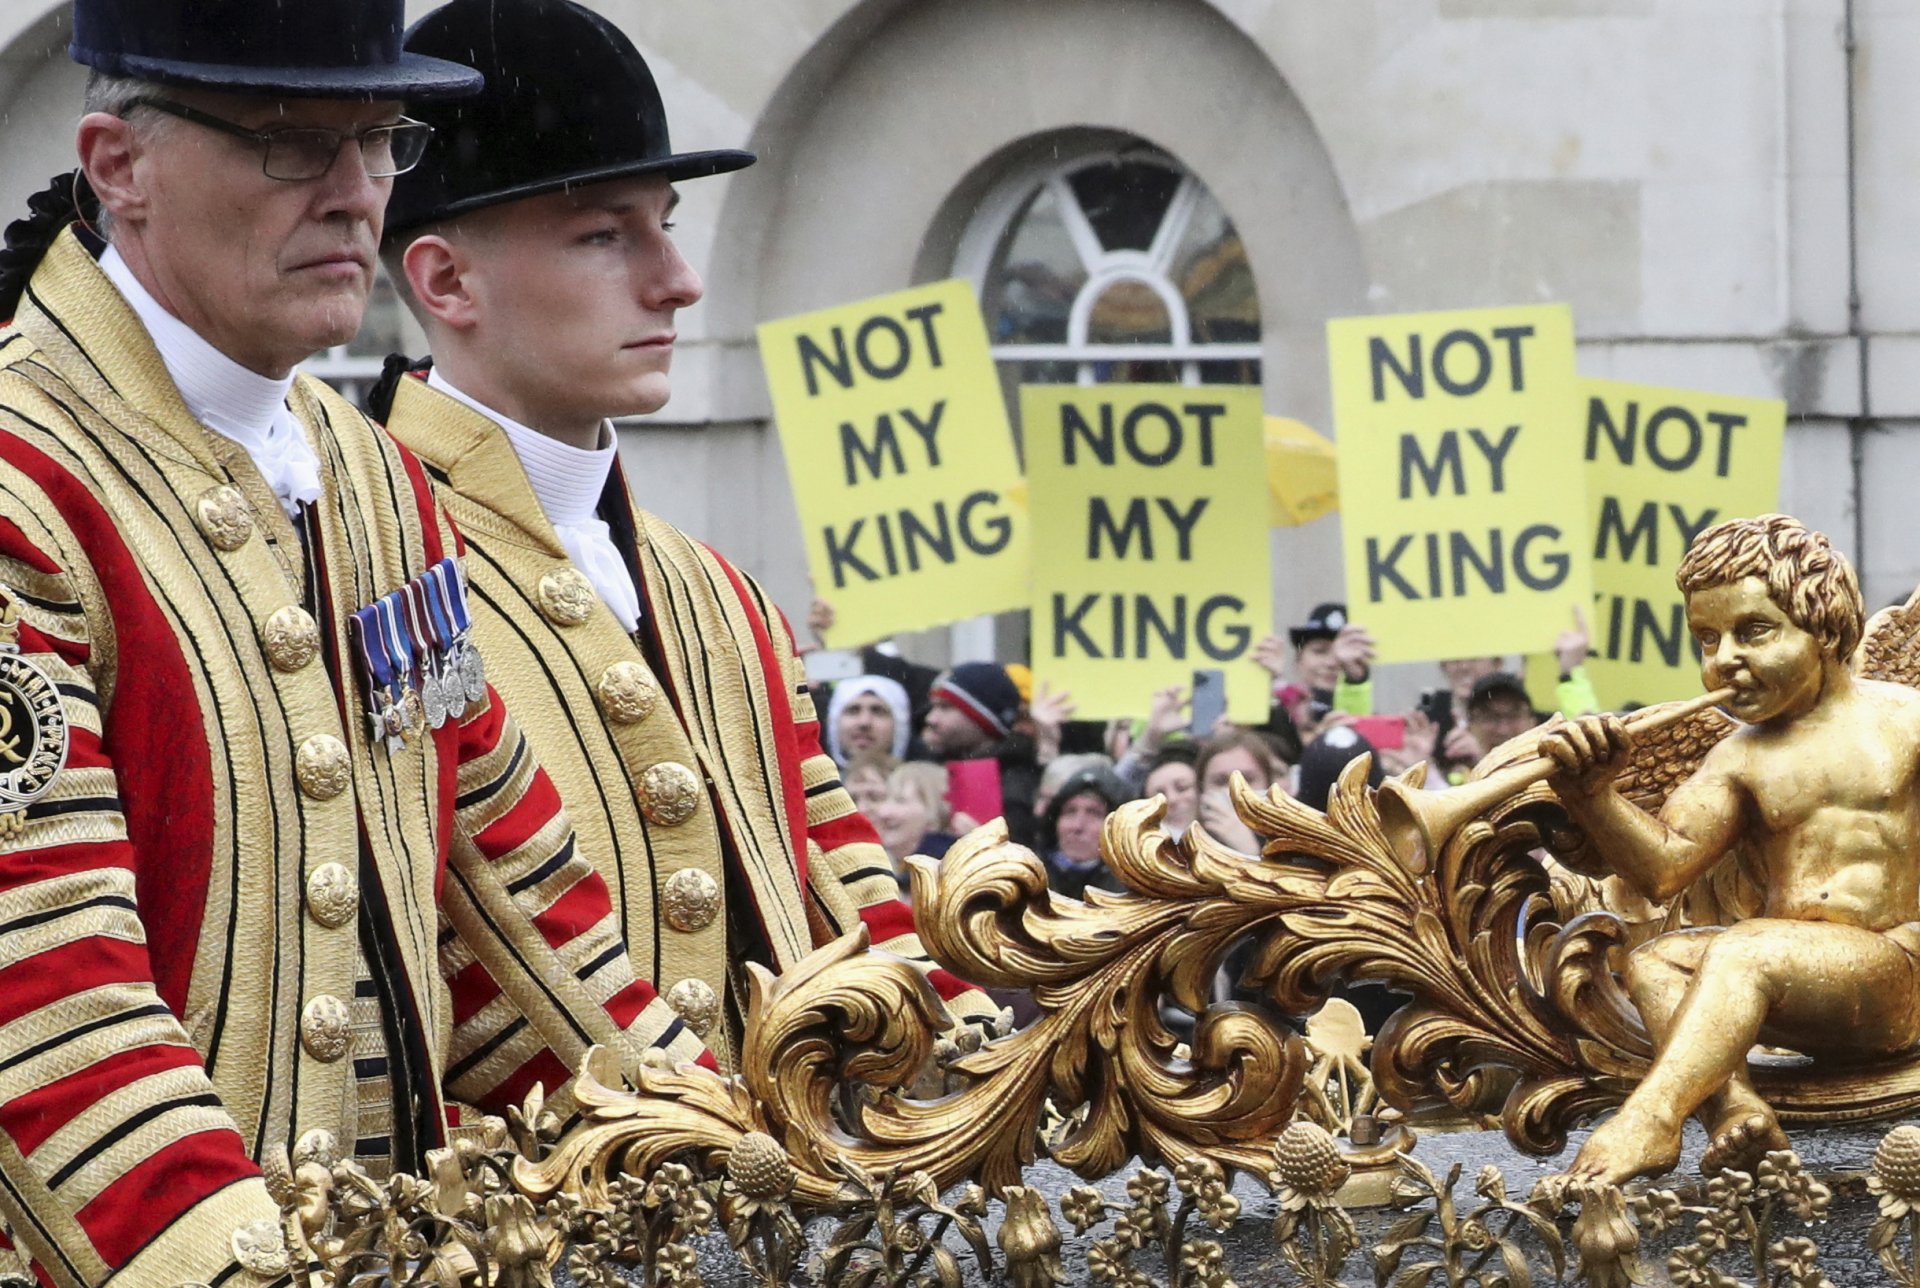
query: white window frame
[{"left": 955, "top": 148, "right": 1263, "bottom": 387}]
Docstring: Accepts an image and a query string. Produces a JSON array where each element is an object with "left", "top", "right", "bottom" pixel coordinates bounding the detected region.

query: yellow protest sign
[
  {"left": 1328, "top": 304, "right": 1591, "bottom": 663},
  {"left": 1266, "top": 416, "right": 1339, "bottom": 527},
  {"left": 1023, "top": 386, "right": 1272, "bottom": 723},
  {"left": 1575, "top": 378, "right": 1785, "bottom": 707},
  {"left": 757, "top": 280, "right": 1029, "bottom": 646}
]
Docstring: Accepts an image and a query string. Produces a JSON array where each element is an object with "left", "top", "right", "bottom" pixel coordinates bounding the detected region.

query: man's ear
[
  {"left": 75, "top": 113, "right": 145, "bottom": 228},
  {"left": 401, "top": 234, "right": 480, "bottom": 331}
]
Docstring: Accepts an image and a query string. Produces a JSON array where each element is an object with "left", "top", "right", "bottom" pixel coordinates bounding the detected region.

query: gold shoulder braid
[{"left": 0, "top": 593, "right": 69, "bottom": 838}]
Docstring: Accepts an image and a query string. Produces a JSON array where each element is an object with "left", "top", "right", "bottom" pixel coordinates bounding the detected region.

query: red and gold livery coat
[
  {"left": 0, "top": 232, "right": 691, "bottom": 1288},
  {"left": 382, "top": 377, "right": 996, "bottom": 1069}
]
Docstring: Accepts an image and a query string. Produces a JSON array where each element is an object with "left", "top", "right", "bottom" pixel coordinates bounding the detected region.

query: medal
[
  {"left": 436, "top": 559, "right": 487, "bottom": 705},
  {"left": 349, "top": 607, "right": 401, "bottom": 752},
  {"left": 0, "top": 596, "right": 68, "bottom": 840},
  {"left": 375, "top": 595, "right": 425, "bottom": 742},
  {"left": 423, "top": 564, "right": 467, "bottom": 724},
  {"left": 407, "top": 581, "right": 448, "bottom": 730}
]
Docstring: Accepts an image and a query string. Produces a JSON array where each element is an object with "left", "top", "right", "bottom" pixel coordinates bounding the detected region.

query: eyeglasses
[{"left": 120, "top": 97, "right": 434, "bottom": 182}]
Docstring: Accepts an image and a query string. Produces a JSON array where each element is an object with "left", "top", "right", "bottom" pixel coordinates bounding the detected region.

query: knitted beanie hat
[{"left": 930, "top": 662, "right": 1023, "bottom": 739}]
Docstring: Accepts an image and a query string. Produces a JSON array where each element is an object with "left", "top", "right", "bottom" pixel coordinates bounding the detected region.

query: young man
[
  {"left": 0, "top": 2, "right": 697, "bottom": 1282},
  {"left": 376, "top": 0, "right": 996, "bottom": 1069},
  {"left": 1546, "top": 515, "right": 1920, "bottom": 1182}
]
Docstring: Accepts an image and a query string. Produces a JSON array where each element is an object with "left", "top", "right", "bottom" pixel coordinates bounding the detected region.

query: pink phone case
[{"left": 946, "top": 758, "right": 1005, "bottom": 823}]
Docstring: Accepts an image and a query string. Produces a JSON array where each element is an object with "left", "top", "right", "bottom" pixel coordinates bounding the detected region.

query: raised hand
[
  {"left": 1555, "top": 605, "right": 1592, "bottom": 676},
  {"left": 1332, "top": 622, "right": 1376, "bottom": 682},
  {"left": 1029, "top": 683, "right": 1077, "bottom": 763}
]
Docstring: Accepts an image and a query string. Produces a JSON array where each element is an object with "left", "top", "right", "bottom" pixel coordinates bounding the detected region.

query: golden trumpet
[{"left": 1373, "top": 687, "right": 1736, "bottom": 875}]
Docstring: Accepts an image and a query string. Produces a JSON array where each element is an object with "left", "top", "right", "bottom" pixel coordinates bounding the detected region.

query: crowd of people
[{"left": 809, "top": 598, "right": 1604, "bottom": 900}]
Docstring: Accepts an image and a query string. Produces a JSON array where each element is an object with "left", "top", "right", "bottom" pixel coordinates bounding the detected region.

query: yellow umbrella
[{"left": 1266, "top": 416, "right": 1338, "bottom": 527}]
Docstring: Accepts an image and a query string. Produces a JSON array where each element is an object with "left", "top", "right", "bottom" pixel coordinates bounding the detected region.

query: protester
[
  {"left": 1295, "top": 725, "right": 1386, "bottom": 811},
  {"left": 1035, "top": 751, "right": 1119, "bottom": 822},
  {"left": 1437, "top": 671, "right": 1547, "bottom": 779},
  {"left": 843, "top": 750, "right": 898, "bottom": 821},
  {"left": 874, "top": 761, "right": 960, "bottom": 874},
  {"left": 923, "top": 661, "right": 1042, "bottom": 844},
  {"left": 1041, "top": 766, "right": 1133, "bottom": 900},
  {"left": 1110, "top": 683, "right": 1195, "bottom": 791},
  {"left": 1194, "top": 727, "right": 1290, "bottom": 853},
  {"left": 1142, "top": 744, "right": 1200, "bottom": 835},
  {"left": 825, "top": 674, "right": 912, "bottom": 765}
]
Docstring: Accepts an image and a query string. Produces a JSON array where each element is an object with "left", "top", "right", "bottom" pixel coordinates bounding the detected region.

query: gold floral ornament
[
  {"left": 995, "top": 1186, "right": 1064, "bottom": 1288},
  {"left": 1371, "top": 1154, "right": 1566, "bottom": 1287},
  {"left": 1269, "top": 1123, "right": 1356, "bottom": 1288},
  {"left": 1872, "top": 1124, "right": 1920, "bottom": 1286}
]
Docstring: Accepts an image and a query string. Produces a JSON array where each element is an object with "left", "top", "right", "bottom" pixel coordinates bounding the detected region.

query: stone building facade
[{"left": 0, "top": 0, "right": 1908, "bottom": 695}]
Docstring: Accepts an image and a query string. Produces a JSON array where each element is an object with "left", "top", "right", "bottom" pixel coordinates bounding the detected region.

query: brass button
[
  {"left": 300, "top": 994, "right": 351, "bottom": 1062},
  {"left": 295, "top": 735, "right": 351, "bottom": 801},
  {"left": 293, "top": 1128, "right": 339, "bottom": 1169},
  {"left": 196, "top": 485, "right": 253, "bottom": 552},
  {"left": 537, "top": 568, "right": 597, "bottom": 626},
  {"left": 597, "top": 661, "right": 658, "bottom": 724},
  {"left": 263, "top": 605, "right": 321, "bottom": 672},
  {"left": 231, "top": 1218, "right": 291, "bottom": 1276},
  {"left": 305, "top": 861, "right": 358, "bottom": 929},
  {"left": 662, "top": 868, "right": 721, "bottom": 933},
  {"left": 639, "top": 762, "right": 701, "bottom": 827},
  {"left": 665, "top": 978, "right": 720, "bottom": 1037}
]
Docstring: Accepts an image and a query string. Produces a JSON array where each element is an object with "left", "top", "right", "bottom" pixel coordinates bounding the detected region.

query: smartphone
[
  {"left": 1189, "top": 668, "right": 1227, "bottom": 735},
  {"left": 802, "top": 648, "right": 862, "bottom": 684},
  {"left": 947, "top": 758, "right": 1004, "bottom": 824},
  {"left": 1351, "top": 714, "right": 1407, "bottom": 751}
]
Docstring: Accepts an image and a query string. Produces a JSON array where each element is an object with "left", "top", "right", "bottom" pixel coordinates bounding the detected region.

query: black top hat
[
  {"left": 70, "top": 0, "right": 483, "bottom": 101},
  {"left": 385, "top": 0, "right": 756, "bottom": 237}
]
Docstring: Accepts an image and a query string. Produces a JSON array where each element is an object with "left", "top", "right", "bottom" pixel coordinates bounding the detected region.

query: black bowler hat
[
  {"left": 385, "top": 0, "right": 756, "bottom": 237},
  {"left": 69, "top": 0, "right": 483, "bottom": 101}
]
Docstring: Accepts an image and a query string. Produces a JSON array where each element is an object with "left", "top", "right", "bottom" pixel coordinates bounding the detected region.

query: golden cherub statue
[{"left": 1538, "top": 514, "right": 1920, "bottom": 1183}]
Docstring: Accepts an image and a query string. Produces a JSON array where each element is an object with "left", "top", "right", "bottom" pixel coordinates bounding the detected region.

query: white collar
[
  {"left": 427, "top": 367, "right": 616, "bottom": 527},
  {"left": 98, "top": 246, "right": 322, "bottom": 516},
  {"left": 100, "top": 247, "right": 297, "bottom": 448}
]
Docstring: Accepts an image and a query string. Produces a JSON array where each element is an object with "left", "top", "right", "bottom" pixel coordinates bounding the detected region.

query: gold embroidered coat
[
  {"left": 0, "top": 233, "right": 695, "bottom": 1288},
  {"left": 383, "top": 377, "right": 994, "bottom": 1069}
]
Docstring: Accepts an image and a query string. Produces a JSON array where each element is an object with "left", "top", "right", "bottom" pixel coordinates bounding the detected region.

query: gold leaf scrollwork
[{"left": 518, "top": 807, "right": 1308, "bottom": 1207}]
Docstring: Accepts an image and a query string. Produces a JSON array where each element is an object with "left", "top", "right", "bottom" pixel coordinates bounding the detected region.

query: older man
[
  {"left": 0, "top": 3, "right": 701, "bottom": 1283},
  {"left": 371, "top": 0, "right": 997, "bottom": 1067}
]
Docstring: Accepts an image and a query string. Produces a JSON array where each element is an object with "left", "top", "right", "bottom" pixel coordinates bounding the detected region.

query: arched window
[{"left": 965, "top": 146, "right": 1261, "bottom": 392}]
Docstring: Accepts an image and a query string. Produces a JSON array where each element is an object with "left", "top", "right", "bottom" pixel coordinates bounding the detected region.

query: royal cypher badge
[{"left": 0, "top": 596, "right": 69, "bottom": 837}]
